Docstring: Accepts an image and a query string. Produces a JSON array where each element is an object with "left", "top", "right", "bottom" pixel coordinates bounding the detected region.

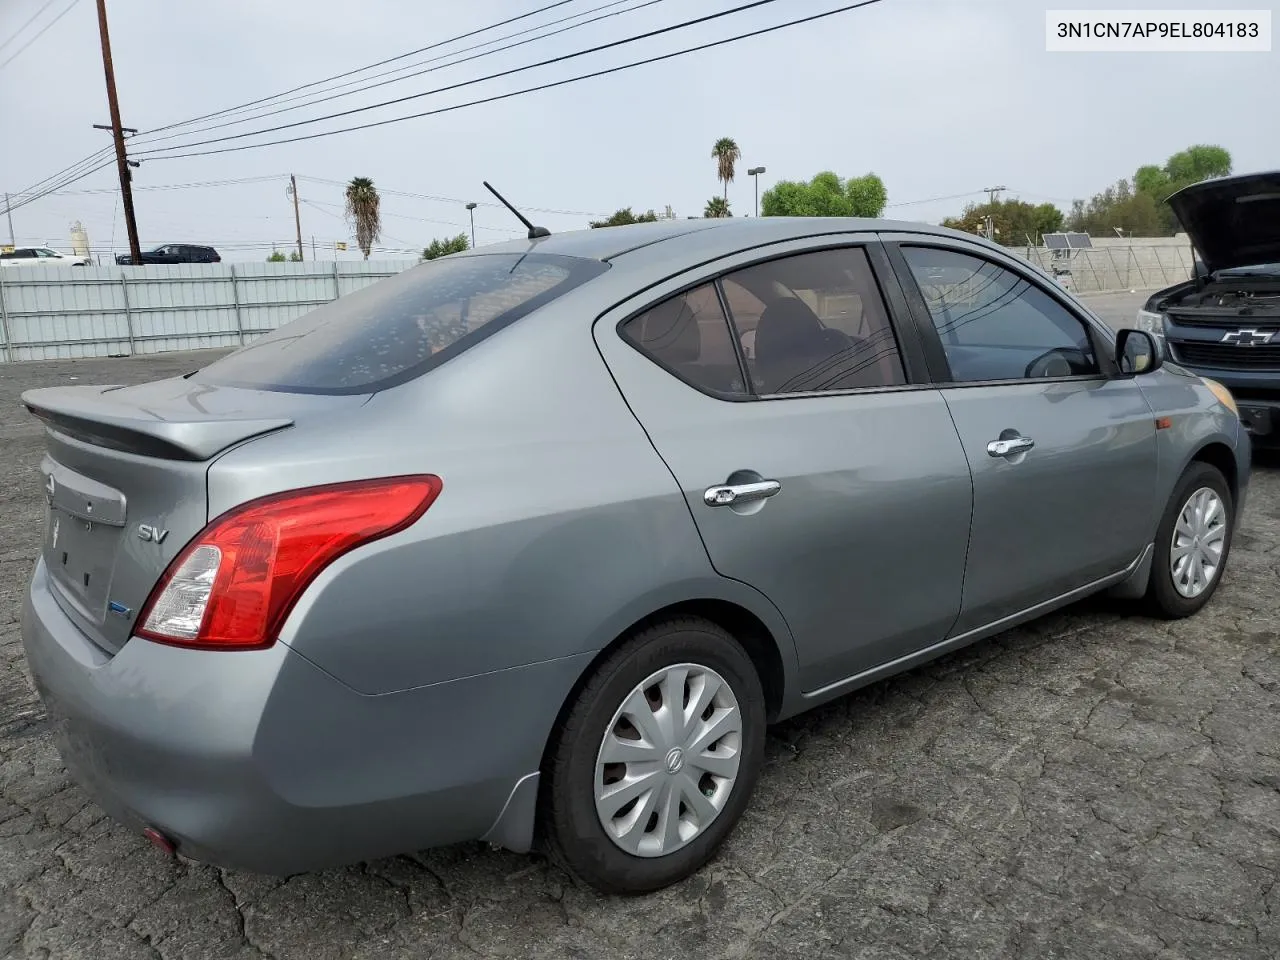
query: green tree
[
  {"left": 760, "top": 171, "right": 888, "bottom": 218},
  {"left": 266, "top": 250, "right": 286, "bottom": 262},
  {"left": 711, "top": 137, "right": 741, "bottom": 202},
  {"left": 704, "top": 196, "right": 732, "bottom": 218},
  {"left": 1070, "top": 144, "right": 1233, "bottom": 237},
  {"left": 1069, "top": 178, "right": 1173, "bottom": 236},
  {"left": 421, "top": 233, "right": 470, "bottom": 260},
  {"left": 589, "top": 207, "right": 659, "bottom": 228},
  {"left": 941, "top": 198, "right": 1065, "bottom": 245},
  {"left": 344, "top": 176, "right": 382, "bottom": 259}
]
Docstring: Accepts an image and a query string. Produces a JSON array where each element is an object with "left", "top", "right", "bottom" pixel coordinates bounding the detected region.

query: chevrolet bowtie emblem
[{"left": 1220, "top": 328, "right": 1274, "bottom": 346}]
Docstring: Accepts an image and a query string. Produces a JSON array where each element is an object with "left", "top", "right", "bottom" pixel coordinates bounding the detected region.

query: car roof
[{"left": 456, "top": 216, "right": 988, "bottom": 263}]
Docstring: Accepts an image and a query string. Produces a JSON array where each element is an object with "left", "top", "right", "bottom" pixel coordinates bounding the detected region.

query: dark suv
[
  {"left": 1138, "top": 171, "right": 1280, "bottom": 448},
  {"left": 116, "top": 244, "right": 221, "bottom": 265}
]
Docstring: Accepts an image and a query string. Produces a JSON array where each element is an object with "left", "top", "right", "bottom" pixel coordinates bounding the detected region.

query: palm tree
[
  {"left": 704, "top": 196, "right": 732, "bottom": 218},
  {"left": 344, "top": 177, "right": 382, "bottom": 259},
  {"left": 711, "top": 137, "right": 741, "bottom": 202}
]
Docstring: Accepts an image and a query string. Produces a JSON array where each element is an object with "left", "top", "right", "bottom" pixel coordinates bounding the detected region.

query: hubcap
[
  {"left": 1170, "top": 486, "right": 1227, "bottom": 599},
  {"left": 594, "top": 663, "right": 742, "bottom": 858}
]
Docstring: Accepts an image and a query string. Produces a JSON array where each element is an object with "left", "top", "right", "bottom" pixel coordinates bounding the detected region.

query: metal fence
[
  {"left": 0, "top": 260, "right": 417, "bottom": 362},
  {"left": 0, "top": 243, "right": 1193, "bottom": 363},
  {"left": 1008, "top": 243, "right": 1194, "bottom": 295}
]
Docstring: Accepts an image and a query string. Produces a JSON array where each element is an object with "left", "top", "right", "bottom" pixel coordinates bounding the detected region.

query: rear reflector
[{"left": 137, "top": 475, "right": 442, "bottom": 650}]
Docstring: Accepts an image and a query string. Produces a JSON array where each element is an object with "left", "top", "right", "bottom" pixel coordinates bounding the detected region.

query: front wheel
[
  {"left": 541, "top": 617, "right": 766, "bottom": 894},
  {"left": 1145, "top": 461, "right": 1234, "bottom": 618}
]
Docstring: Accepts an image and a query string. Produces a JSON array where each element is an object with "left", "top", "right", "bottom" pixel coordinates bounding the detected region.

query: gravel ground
[{"left": 2, "top": 296, "right": 1278, "bottom": 960}]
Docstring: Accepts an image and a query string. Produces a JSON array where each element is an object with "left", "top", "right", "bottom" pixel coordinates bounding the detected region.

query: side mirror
[{"left": 1115, "top": 328, "right": 1163, "bottom": 376}]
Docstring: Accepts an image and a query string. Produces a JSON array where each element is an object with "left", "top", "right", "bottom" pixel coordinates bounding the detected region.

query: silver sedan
[{"left": 21, "top": 216, "right": 1249, "bottom": 894}]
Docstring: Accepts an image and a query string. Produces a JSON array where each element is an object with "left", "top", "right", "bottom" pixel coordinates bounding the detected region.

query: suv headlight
[{"left": 1135, "top": 309, "right": 1165, "bottom": 336}]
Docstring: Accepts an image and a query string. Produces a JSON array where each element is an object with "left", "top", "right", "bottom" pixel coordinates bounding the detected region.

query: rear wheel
[
  {"left": 541, "top": 617, "right": 766, "bottom": 894},
  {"left": 1144, "top": 461, "right": 1234, "bottom": 618}
]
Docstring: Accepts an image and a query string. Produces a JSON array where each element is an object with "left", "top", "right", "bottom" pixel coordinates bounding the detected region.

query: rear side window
[
  {"left": 194, "top": 252, "right": 608, "bottom": 394},
  {"left": 722, "top": 247, "right": 906, "bottom": 395},
  {"left": 620, "top": 284, "right": 748, "bottom": 397}
]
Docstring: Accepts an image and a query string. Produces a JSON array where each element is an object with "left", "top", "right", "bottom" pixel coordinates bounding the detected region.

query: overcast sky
[{"left": 1, "top": 0, "right": 1276, "bottom": 261}]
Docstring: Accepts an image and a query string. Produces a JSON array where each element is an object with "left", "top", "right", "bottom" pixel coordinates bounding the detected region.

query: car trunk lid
[
  {"left": 23, "top": 377, "right": 367, "bottom": 655},
  {"left": 1167, "top": 171, "right": 1280, "bottom": 274}
]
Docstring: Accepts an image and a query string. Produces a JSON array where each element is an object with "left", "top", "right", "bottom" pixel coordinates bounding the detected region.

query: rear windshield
[{"left": 193, "top": 252, "right": 608, "bottom": 394}]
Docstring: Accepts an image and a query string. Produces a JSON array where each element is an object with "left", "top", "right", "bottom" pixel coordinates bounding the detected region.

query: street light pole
[
  {"left": 747, "top": 167, "right": 766, "bottom": 217},
  {"left": 465, "top": 202, "right": 477, "bottom": 248}
]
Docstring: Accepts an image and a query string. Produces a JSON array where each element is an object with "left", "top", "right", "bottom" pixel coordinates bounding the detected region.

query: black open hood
[{"left": 1167, "top": 171, "right": 1280, "bottom": 274}]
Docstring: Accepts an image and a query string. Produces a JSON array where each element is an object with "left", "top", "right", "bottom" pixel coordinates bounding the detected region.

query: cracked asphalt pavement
[{"left": 2, "top": 293, "right": 1278, "bottom": 959}]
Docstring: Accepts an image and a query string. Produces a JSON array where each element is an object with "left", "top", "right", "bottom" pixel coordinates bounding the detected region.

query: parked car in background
[
  {"left": 115, "top": 244, "right": 221, "bottom": 265},
  {"left": 22, "top": 217, "right": 1249, "bottom": 896},
  {"left": 1136, "top": 170, "right": 1280, "bottom": 447},
  {"left": 0, "top": 246, "right": 91, "bottom": 266}
]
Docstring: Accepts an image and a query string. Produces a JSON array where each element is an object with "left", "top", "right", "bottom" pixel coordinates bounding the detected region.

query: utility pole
[
  {"left": 311, "top": 235, "right": 316, "bottom": 261},
  {"left": 94, "top": 0, "right": 141, "bottom": 265},
  {"left": 983, "top": 184, "right": 1006, "bottom": 206},
  {"left": 289, "top": 174, "right": 304, "bottom": 260},
  {"left": 3, "top": 193, "right": 14, "bottom": 248}
]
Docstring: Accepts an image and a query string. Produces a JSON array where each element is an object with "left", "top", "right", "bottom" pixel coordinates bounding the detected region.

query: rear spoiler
[{"left": 22, "top": 385, "right": 293, "bottom": 461}]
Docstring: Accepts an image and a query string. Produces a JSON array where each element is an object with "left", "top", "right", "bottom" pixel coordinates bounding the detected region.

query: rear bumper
[{"left": 22, "top": 558, "right": 585, "bottom": 874}]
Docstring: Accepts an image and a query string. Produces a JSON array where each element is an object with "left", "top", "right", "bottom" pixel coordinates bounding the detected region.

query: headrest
[{"left": 754, "top": 298, "right": 827, "bottom": 359}]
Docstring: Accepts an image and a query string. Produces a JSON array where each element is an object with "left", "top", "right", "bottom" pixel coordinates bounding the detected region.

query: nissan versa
[{"left": 21, "top": 216, "right": 1250, "bottom": 894}]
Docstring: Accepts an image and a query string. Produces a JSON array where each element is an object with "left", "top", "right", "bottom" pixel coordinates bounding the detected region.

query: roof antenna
[{"left": 483, "top": 181, "right": 550, "bottom": 240}]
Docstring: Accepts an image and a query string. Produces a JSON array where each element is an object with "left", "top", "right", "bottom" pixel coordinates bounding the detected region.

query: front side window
[
  {"left": 195, "top": 252, "right": 608, "bottom": 394},
  {"left": 721, "top": 247, "right": 906, "bottom": 395},
  {"left": 619, "top": 283, "right": 748, "bottom": 397},
  {"left": 901, "top": 246, "right": 1100, "bottom": 383}
]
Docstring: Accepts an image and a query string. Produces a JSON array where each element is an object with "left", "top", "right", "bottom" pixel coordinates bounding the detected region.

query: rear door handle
[
  {"left": 703, "top": 480, "right": 781, "bottom": 507},
  {"left": 987, "top": 436, "right": 1035, "bottom": 458}
]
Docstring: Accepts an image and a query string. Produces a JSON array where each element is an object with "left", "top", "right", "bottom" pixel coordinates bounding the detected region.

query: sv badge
[{"left": 137, "top": 524, "right": 169, "bottom": 544}]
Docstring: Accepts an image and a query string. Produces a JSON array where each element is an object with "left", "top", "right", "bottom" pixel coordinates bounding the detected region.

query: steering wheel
[{"left": 1024, "top": 349, "right": 1075, "bottom": 379}]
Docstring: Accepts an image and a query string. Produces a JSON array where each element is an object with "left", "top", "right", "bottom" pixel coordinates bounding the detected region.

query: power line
[
  {"left": 0, "top": 0, "right": 80, "bottom": 71},
  {"left": 136, "top": 0, "right": 791, "bottom": 157},
  {"left": 140, "top": 0, "right": 891, "bottom": 162},
  {"left": 0, "top": 0, "right": 59, "bottom": 52},
  {"left": 303, "top": 197, "right": 523, "bottom": 235},
  {"left": 131, "top": 0, "right": 669, "bottom": 150},
  {"left": 296, "top": 175, "right": 607, "bottom": 218},
  {"left": 1, "top": 158, "right": 117, "bottom": 216},
  {"left": 885, "top": 190, "right": 986, "bottom": 208},
  {"left": 39, "top": 174, "right": 291, "bottom": 196},
  {"left": 6, "top": 145, "right": 116, "bottom": 199},
  {"left": 140, "top": 0, "right": 580, "bottom": 137}
]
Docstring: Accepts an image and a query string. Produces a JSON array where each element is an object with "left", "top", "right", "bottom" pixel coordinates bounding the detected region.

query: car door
[
  {"left": 593, "top": 238, "right": 974, "bottom": 694},
  {"left": 884, "top": 236, "right": 1160, "bottom": 635}
]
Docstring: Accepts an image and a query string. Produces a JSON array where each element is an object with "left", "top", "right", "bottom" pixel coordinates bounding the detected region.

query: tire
[
  {"left": 1144, "top": 461, "right": 1234, "bottom": 619},
  {"left": 541, "top": 617, "right": 766, "bottom": 895}
]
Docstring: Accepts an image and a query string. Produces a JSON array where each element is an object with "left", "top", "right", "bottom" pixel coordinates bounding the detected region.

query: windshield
[{"left": 193, "top": 252, "right": 608, "bottom": 395}]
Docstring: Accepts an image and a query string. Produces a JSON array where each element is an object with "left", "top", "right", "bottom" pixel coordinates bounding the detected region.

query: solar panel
[{"left": 1043, "top": 232, "right": 1094, "bottom": 250}]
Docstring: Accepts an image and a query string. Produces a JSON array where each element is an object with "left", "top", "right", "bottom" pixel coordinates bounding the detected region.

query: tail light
[{"left": 136, "top": 475, "right": 442, "bottom": 650}]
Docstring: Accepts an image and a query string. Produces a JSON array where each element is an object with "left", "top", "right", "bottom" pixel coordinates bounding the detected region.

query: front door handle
[
  {"left": 987, "top": 436, "right": 1035, "bottom": 458},
  {"left": 703, "top": 479, "right": 781, "bottom": 507}
]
